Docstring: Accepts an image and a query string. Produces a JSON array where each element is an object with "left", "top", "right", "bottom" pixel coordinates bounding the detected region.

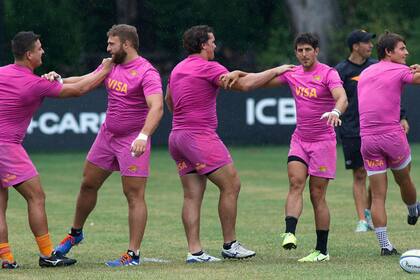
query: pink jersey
[
  {"left": 0, "top": 64, "right": 62, "bottom": 144},
  {"left": 98, "top": 56, "right": 162, "bottom": 135},
  {"left": 358, "top": 61, "right": 414, "bottom": 136},
  {"left": 169, "top": 55, "right": 229, "bottom": 132},
  {"left": 278, "top": 62, "right": 342, "bottom": 142}
]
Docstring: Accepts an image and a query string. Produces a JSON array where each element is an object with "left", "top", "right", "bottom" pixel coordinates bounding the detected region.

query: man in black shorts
[{"left": 335, "top": 30, "right": 409, "bottom": 232}]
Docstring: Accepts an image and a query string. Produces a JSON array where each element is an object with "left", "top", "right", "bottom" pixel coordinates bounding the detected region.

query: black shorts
[{"left": 341, "top": 137, "right": 364, "bottom": 170}]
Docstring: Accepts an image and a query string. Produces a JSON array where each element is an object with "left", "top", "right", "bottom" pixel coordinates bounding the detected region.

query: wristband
[
  {"left": 332, "top": 108, "right": 341, "bottom": 116},
  {"left": 54, "top": 74, "right": 63, "bottom": 84},
  {"left": 136, "top": 132, "right": 148, "bottom": 141}
]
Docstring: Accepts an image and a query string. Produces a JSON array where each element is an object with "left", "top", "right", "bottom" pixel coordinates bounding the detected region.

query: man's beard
[{"left": 112, "top": 48, "right": 127, "bottom": 64}]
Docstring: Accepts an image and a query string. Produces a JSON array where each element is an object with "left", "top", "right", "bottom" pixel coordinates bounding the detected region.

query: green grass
[{"left": 2, "top": 145, "right": 420, "bottom": 279}]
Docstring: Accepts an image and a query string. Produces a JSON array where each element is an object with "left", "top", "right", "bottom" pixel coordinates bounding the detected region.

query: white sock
[{"left": 375, "top": 227, "right": 393, "bottom": 250}]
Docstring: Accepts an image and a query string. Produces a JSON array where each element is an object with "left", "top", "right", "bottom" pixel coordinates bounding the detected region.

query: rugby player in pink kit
[
  {"left": 0, "top": 31, "right": 112, "bottom": 268},
  {"left": 225, "top": 33, "right": 348, "bottom": 262},
  {"left": 54, "top": 25, "right": 163, "bottom": 266},
  {"left": 358, "top": 31, "right": 420, "bottom": 256},
  {"left": 165, "top": 25, "right": 294, "bottom": 263}
]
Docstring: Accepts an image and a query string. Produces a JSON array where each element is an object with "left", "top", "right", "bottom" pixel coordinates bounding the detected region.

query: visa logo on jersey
[
  {"left": 107, "top": 79, "right": 128, "bottom": 94},
  {"left": 295, "top": 86, "right": 317, "bottom": 98}
]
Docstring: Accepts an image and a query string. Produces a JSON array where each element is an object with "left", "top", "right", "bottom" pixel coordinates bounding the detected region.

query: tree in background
[{"left": 1, "top": 0, "right": 419, "bottom": 75}]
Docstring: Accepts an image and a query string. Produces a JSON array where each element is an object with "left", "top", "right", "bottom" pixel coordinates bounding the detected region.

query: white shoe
[
  {"left": 186, "top": 252, "right": 221, "bottom": 263},
  {"left": 221, "top": 241, "right": 256, "bottom": 259},
  {"left": 355, "top": 220, "right": 369, "bottom": 233}
]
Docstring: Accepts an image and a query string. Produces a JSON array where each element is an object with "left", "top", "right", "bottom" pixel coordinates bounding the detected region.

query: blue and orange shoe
[
  {"left": 105, "top": 251, "right": 140, "bottom": 267},
  {"left": 54, "top": 232, "right": 84, "bottom": 255}
]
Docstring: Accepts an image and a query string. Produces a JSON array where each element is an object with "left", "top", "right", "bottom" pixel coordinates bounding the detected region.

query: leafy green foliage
[{"left": 1, "top": 0, "right": 419, "bottom": 75}]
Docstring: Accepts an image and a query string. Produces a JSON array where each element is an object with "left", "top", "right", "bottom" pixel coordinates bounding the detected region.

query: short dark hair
[
  {"left": 11, "top": 31, "right": 40, "bottom": 60},
  {"left": 377, "top": 31, "right": 405, "bottom": 60},
  {"left": 183, "top": 25, "right": 214, "bottom": 54},
  {"left": 294, "top": 33, "right": 319, "bottom": 50},
  {"left": 107, "top": 24, "right": 139, "bottom": 51}
]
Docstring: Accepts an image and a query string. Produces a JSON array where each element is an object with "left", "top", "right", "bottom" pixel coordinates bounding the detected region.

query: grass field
[{"left": 2, "top": 145, "right": 420, "bottom": 279}]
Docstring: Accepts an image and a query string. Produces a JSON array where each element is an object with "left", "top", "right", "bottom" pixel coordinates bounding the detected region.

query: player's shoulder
[
  {"left": 134, "top": 56, "right": 158, "bottom": 71},
  {"left": 366, "top": 57, "right": 378, "bottom": 65},
  {"left": 334, "top": 60, "right": 349, "bottom": 71}
]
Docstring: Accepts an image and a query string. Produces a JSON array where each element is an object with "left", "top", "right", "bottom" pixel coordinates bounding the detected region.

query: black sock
[
  {"left": 315, "top": 230, "right": 329, "bottom": 255},
  {"left": 285, "top": 216, "right": 298, "bottom": 234},
  {"left": 223, "top": 240, "right": 236, "bottom": 250},
  {"left": 127, "top": 249, "right": 139, "bottom": 258},
  {"left": 69, "top": 227, "right": 83, "bottom": 236},
  {"left": 192, "top": 250, "right": 203, "bottom": 256}
]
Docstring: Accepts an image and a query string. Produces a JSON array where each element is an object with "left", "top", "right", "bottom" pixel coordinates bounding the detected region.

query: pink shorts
[
  {"left": 361, "top": 129, "right": 411, "bottom": 176},
  {"left": 87, "top": 125, "right": 151, "bottom": 177},
  {"left": 0, "top": 143, "right": 38, "bottom": 188},
  {"left": 288, "top": 134, "right": 336, "bottom": 179},
  {"left": 168, "top": 130, "right": 233, "bottom": 176}
]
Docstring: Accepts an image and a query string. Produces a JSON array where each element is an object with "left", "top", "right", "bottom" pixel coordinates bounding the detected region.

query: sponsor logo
[
  {"left": 313, "top": 75, "right": 321, "bottom": 81},
  {"left": 365, "top": 159, "right": 384, "bottom": 168},
  {"left": 295, "top": 86, "right": 317, "bottom": 98},
  {"left": 128, "top": 165, "right": 138, "bottom": 172},
  {"left": 130, "top": 70, "right": 138, "bottom": 76},
  {"left": 195, "top": 163, "right": 206, "bottom": 171},
  {"left": 404, "top": 260, "right": 420, "bottom": 269},
  {"left": 351, "top": 76, "right": 360, "bottom": 81},
  {"left": 246, "top": 98, "right": 296, "bottom": 125},
  {"left": 2, "top": 174, "right": 17, "bottom": 183},
  {"left": 27, "top": 112, "right": 106, "bottom": 135},
  {"left": 177, "top": 161, "right": 188, "bottom": 171},
  {"left": 319, "top": 166, "right": 327, "bottom": 172},
  {"left": 390, "top": 156, "right": 403, "bottom": 165},
  {"left": 107, "top": 78, "right": 128, "bottom": 94}
]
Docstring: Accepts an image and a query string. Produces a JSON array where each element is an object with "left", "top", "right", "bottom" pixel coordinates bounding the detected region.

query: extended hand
[
  {"left": 410, "top": 64, "right": 420, "bottom": 74},
  {"left": 41, "top": 71, "right": 61, "bottom": 82},
  {"left": 274, "top": 64, "right": 295, "bottom": 75},
  {"left": 401, "top": 119, "right": 410, "bottom": 134},
  {"left": 130, "top": 139, "right": 147, "bottom": 157},
  {"left": 102, "top": 58, "right": 114, "bottom": 73},
  {"left": 320, "top": 110, "right": 342, "bottom": 127},
  {"left": 220, "top": 71, "right": 242, "bottom": 89}
]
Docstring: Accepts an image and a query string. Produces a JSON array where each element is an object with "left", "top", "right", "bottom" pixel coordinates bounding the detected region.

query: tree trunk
[{"left": 285, "top": 0, "right": 340, "bottom": 63}]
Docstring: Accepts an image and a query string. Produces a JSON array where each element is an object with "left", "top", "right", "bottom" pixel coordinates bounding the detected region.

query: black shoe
[
  {"left": 407, "top": 214, "right": 418, "bottom": 225},
  {"left": 2, "top": 260, "right": 18, "bottom": 269},
  {"left": 380, "top": 247, "right": 399, "bottom": 256},
  {"left": 407, "top": 203, "right": 420, "bottom": 225},
  {"left": 39, "top": 250, "right": 77, "bottom": 267}
]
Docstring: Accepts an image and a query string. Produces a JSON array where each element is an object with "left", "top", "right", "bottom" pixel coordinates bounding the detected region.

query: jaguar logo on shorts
[
  {"left": 2, "top": 174, "right": 17, "bottom": 183},
  {"left": 390, "top": 156, "right": 403, "bottom": 164},
  {"left": 177, "top": 161, "right": 188, "bottom": 171},
  {"left": 195, "top": 163, "right": 207, "bottom": 171},
  {"left": 319, "top": 166, "right": 327, "bottom": 172},
  {"left": 365, "top": 159, "right": 384, "bottom": 168},
  {"left": 128, "top": 165, "right": 138, "bottom": 172}
]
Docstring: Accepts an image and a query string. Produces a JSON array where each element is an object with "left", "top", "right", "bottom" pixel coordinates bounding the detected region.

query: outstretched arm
[
  {"left": 219, "top": 65, "right": 294, "bottom": 91},
  {"left": 57, "top": 58, "right": 113, "bottom": 98}
]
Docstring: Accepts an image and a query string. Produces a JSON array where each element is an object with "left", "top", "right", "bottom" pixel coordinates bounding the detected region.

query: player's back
[
  {"left": 169, "top": 55, "right": 228, "bottom": 132},
  {"left": 358, "top": 61, "right": 413, "bottom": 136}
]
